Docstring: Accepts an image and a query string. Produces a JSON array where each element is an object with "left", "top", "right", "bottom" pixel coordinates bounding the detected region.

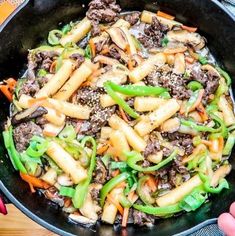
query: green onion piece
[
  {"left": 110, "top": 161, "right": 128, "bottom": 170},
  {"left": 59, "top": 124, "right": 76, "bottom": 142},
  {"left": 161, "top": 37, "right": 169, "bottom": 47},
  {"left": 125, "top": 149, "right": 178, "bottom": 172},
  {"left": 104, "top": 82, "right": 139, "bottom": 119},
  {"left": 37, "top": 69, "right": 47, "bottom": 77},
  {"left": 133, "top": 203, "right": 182, "bottom": 216},
  {"left": 206, "top": 104, "right": 218, "bottom": 113},
  {"left": 60, "top": 186, "right": 75, "bottom": 198},
  {"left": 119, "top": 194, "right": 132, "bottom": 208},
  {"left": 48, "top": 30, "right": 63, "bottom": 45},
  {"left": 187, "top": 81, "right": 203, "bottom": 91},
  {"left": 101, "top": 154, "right": 110, "bottom": 168},
  {"left": 61, "top": 24, "right": 72, "bottom": 35},
  {"left": 26, "top": 136, "right": 49, "bottom": 158},
  {"left": 84, "top": 45, "right": 92, "bottom": 59},
  {"left": 100, "top": 172, "right": 130, "bottom": 207},
  {"left": 198, "top": 55, "right": 208, "bottom": 65},
  {"left": 215, "top": 66, "right": 231, "bottom": 86},
  {"left": 132, "top": 35, "right": 142, "bottom": 51},
  {"left": 223, "top": 132, "right": 235, "bottom": 156},
  {"left": 179, "top": 187, "right": 207, "bottom": 212}
]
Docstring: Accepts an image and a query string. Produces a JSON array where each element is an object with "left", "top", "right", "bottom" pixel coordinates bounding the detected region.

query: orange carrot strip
[
  {"left": 181, "top": 25, "right": 198, "bottom": 32},
  {"left": 126, "top": 45, "right": 131, "bottom": 55},
  {"left": 29, "top": 182, "right": 36, "bottom": 193},
  {"left": 5, "top": 78, "right": 17, "bottom": 91},
  {"left": 189, "top": 89, "right": 204, "bottom": 112},
  {"left": 127, "top": 59, "right": 134, "bottom": 71},
  {"left": 100, "top": 46, "right": 110, "bottom": 55},
  {"left": 119, "top": 106, "right": 129, "bottom": 123},
  {"left": 185, "top": 56, "right": 194, "bottom": 64},
  {"left": 218, "top": 137, "right": 224, "bottom": 152},
  {"left": 89, "top": 39, "right": 96, "bottom": 57},
  {"left": 197, "top": 103, "right": 208, "bottom": 122},
  {"left": 20, "top": 172, "right": 50, "bottom": 190},
  {"left": 49, "top": 61, "right": 57, "bottom": 73},
  {"left": 146, "top": 176, "right": 157, "bottom": 192},
  {"left": 122, "top": 207, "right": 129, "bottom": 227},
  {"left": 157, "top": 10, "right": 175, "bottom": 20},
  {"left": 112, "top": 169, "right": 120, "bottom": 177},
  {"left": 97, "top": 141, "right": 110, "bottom": 155},
  {"left": 107, "top": 194, "right": 124, "bottom": 215},
  {"left": 201, "top": 139, "right": 212, "bottom": 147},
  {"left": 0, "top": 85, "right": 13, "bottom": 101}
]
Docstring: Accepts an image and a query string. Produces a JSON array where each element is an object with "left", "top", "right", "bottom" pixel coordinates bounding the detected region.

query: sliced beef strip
[
  {"left": 138, "top": 16, "right": 168, "bottom": 48},
  {"left": 69, "top": 53, "right": 85, "bottom": 68},
  {"left": 162, "top": 131, "right": 194, "bottom": 156},
  {"left": 76, "top": 87, "right": 116, "bottom": 134},
  {"left": 123, "top": 12, "right": 140, "bottom": 26},
  {"left": 27, "top": 51, "right": 59, "bottom": 79},
  {"left": 132, "top": 209, "right": 155, "bottom": 227},
  {"left": 87, "top": 0, "right": 121, "bottom": 36},
  {"left": 18, "top": 78, "right": 40, "bottom": 97},
  {"left": 108, "top": 47, "right": 121, "bottom": 60},
  {"left": 13, "top": 121, "right": 43, "bottom": 152},
  {"left": 93, "top": 158, "right": 108, "bottom": 184},
  {"left": 190, "top": 68, "right": 219, "bottom": 101},
  {"left": 143, "top": 137, "right": 161, "bottom": 158}
]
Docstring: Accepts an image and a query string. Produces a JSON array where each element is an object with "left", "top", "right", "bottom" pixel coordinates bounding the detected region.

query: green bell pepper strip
[
  {"left": 58, "top": 124, "right": 76, "bottom": 142},
  {"left": 199, "top": 173, "right": 229, "bottom": 193},
  {"left": 209, "top": 113, "right": 228, "bottom": 139},
  {"left": 37, "top": 69, "right": 47, "bottom": 77},
  {"left": 48, "top": 29, "right": 63, "bottom": 45},
  {"left": 198, "top": 56, "right": 208, "bottom": 65},
  {"left": 178, "top": 187, "right": 207, "bottom": 212},
  {"left": 125, "top": 149, "right": 178, "bottom": 172},
  {"left": 119, "top": 194, "right": 132, "bottom": 208},
  {"left": 137, "top": 176, "right": 155, "bottom": 205},
  {"left": 215, "top": 66, "right": 232, "bottom": 86},
  {"left": 104, "top": 82, "right": 139, "bottom": 119},
  {"left": 106, "top": 81, "right": 168, "bottom": 97},
  {"left": 72, "top": 136, "right": 97, "bottom": 209},
  {"left": 187, "top": 81, "right": 203, "bottom": 91},
  {"left": 59, "top": 186, "right": 75, "bottom": 198},
  {"left": 133, "top": 203, "right": 182, "bottom": 216},
  {"left": 223, "top": 132, "right": 235, "bottom": 155},
  {"left": 211, "top": 78, "right": 228, "bottom": 106},
  {"left": 180, "top": 119, "right": 220, "bottom": 133},
  {"left": 100, "top": 172, "right": 130, "bottom": 207},
  {"left": 26, "top": 136, "right": 49, "bottom": 158},
  {"left": 2, "top": 126, "right": 27, "bottom": 173}
]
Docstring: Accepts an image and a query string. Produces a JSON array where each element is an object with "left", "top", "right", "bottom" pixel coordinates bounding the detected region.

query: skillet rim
[{"left": 0, "top": 0, "right": 234, "bottom": 235}]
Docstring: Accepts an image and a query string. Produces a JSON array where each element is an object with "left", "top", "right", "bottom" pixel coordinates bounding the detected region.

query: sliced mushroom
[
  {"left": 94, "top": 55, "right": 120, "bottom": 66},
  {"left": 69, "top": 214, "right": 96, "bottom": 226},
  {"left": 201, "top": 64, "right": 220, "bottom": 77},
  {"left": 96, "top": 69, "right": 127, "bottom": 87},
  {"left": 11, "top": 106, "right": 48, "bottom": 125},
  {"left": 57, "top": 173, "right": 74, "bottom": 186},
  {"left": 106, "top": 27, "right": 128, "bottom": 50},
  {"left": 167, "top": 30, "right": 205, "bottom": 50}
]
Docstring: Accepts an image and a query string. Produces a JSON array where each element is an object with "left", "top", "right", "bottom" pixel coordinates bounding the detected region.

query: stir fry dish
[{"left": 1, "top": 0, "right": 235, "bottom": 227}]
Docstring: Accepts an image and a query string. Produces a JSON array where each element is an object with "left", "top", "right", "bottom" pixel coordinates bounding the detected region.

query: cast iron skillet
[{"left": 0, "top": 0, "right": 235, "bottom": 235}]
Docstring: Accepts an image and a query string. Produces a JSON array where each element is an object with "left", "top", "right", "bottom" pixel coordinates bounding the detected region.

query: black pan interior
[{"left": 0, "top": 0, "right": 235, "bottom": 235}]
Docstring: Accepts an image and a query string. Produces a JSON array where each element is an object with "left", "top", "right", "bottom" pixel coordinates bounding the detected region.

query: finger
[
  {"left": 218, "top": 213, "right": 235, "bottom": 236},
  {"left": 230, "top": 202, "right": 235, "bottom": 218}
]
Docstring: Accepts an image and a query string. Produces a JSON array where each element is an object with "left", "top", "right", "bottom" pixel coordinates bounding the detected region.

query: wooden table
[{"left": 0, "top": 204, "right": 58, "bottom": 236}]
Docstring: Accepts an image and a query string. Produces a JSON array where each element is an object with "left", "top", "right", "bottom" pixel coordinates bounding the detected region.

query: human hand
[{"left": 218, "top": 202, "right": 235, "bottom": 236}]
